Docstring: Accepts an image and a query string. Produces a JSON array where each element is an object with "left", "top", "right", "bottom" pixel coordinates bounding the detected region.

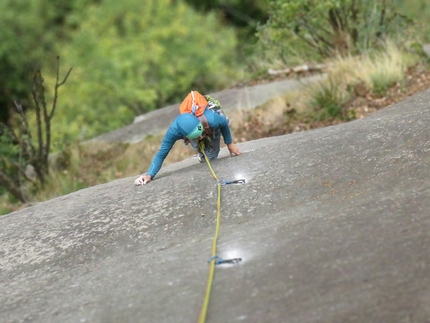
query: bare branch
[
  {"left": 43, "top": 57, "right": 73, "bottom": 172},
  {"left": 50, "top": 56, "right": 72, "bottom": 120},
  {"left": 2, "top": 58, "right": 71, "bottom": 201},
  {"left": 31, "top": 72, "right": 45, "bottom": 172},
  {"left": 13, "top": 100, "right": 36, "bottom": 160}
]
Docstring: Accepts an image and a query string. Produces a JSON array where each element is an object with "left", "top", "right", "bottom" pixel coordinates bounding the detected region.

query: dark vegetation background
[{"left": 1, "top": 0, "right": 430, "bottom": 214}]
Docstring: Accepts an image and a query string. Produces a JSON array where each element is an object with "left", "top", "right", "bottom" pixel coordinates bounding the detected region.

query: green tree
[{"left": 48, "top": 0, "right": 242, "bottom": 144}]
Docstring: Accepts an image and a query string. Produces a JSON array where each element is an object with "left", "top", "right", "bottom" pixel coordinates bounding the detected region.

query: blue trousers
[{"left": 190, "top": 129, "right": 221, "bottom": 160}]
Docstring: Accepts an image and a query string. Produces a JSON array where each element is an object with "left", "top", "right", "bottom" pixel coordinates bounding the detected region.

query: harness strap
[
  {"left": 198, "top": 114, "right": 211, "bottom": 136},
  {"left": 191, "top": 91, "right": 198, "bottom": 115}
]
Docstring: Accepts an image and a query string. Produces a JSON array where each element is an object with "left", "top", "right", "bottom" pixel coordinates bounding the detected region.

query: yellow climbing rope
[{"left": 198, "top": 142, "right": 221, "bottom": 323}]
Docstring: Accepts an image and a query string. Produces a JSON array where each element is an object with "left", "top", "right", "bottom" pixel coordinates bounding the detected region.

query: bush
[
  {"left": 256, "top": 0, "right": 414, "bottom": 67},
  {"left": 308, "top": 77, "right": 350, "bottom": 120}
]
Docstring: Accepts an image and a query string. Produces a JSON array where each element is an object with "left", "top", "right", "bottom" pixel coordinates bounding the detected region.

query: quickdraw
[
  {"left": 217, "top": 179, "right": 246, "bottom": 186},
  {"left": 208, "top": 256, "right": 243, "bottom": 265}
]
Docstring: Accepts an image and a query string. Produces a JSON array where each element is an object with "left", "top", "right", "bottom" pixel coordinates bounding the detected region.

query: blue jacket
[{"left": 147, "top": 110, "right": 232, "bottom": 178}]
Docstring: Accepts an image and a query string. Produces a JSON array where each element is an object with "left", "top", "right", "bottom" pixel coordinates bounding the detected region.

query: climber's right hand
[{"left": 135, "top": 174, "right": 152, "bottom": 185}]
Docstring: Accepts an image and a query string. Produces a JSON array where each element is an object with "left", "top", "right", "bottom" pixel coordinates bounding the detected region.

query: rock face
[
  {"left": 424, "top": 44, "right": 430, "bottom": 57},
  {"left": 1, "top": 89, "right": 430, "bottom": 323}
]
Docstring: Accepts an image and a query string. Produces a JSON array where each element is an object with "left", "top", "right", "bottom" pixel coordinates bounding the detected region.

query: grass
[
  {"left": 1, "top": 43, "right": 427, "bottom": 215},
  {"left": 307, "top": 76, "right": 351, "bottom": 120},
  {"left": 305, "top": 43, "right": 418, "bottom": 118},
  {"left": 0, "top": 195, "right": 15, "bottom": 215},
  {"left": 234, "top": 42, "right": 421, "bottom": 132}
]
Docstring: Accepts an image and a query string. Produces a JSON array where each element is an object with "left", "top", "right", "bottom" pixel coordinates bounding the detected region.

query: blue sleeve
[
  {"left": 205, "top": 110, "right": 233, "bottom": 145},
  {"left": 147, "top": 127, "right": 182, "bottom": 178}
]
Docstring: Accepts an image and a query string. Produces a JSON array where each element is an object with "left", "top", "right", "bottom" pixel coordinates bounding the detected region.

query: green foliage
[
  {"left": 0, "top": 125, "right": 20, "bottom": 187},
  {"left": 257, "top": 0, "right": 414, "bottom": 67},
  {"left": 0, "top": 0, "right": 81, "bottom": 126},
  {"left": 393, "top": 0, "right": 430, "bottom": 23},
  {"left": 0, "top": 0, "right": 244, "bottom": 145},
  {"left": 182, "top": 0, "right": 269, "bottom": 42},
  {"left": 45, "top": 0, "right": 242, "bottom": 144},
  {"left": 0, "top": 127, "right": 19, "bottom": 160},
  {"left": 0, "top": 193, "right": 15, "bottom": 216},
  {"left": 394, "top": 0, "right": 430, "bottom": 42}
]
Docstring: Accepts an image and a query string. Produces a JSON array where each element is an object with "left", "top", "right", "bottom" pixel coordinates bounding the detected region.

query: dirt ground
[{"left": 234, "top": 64, "right": 430, "bottom": 142}]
